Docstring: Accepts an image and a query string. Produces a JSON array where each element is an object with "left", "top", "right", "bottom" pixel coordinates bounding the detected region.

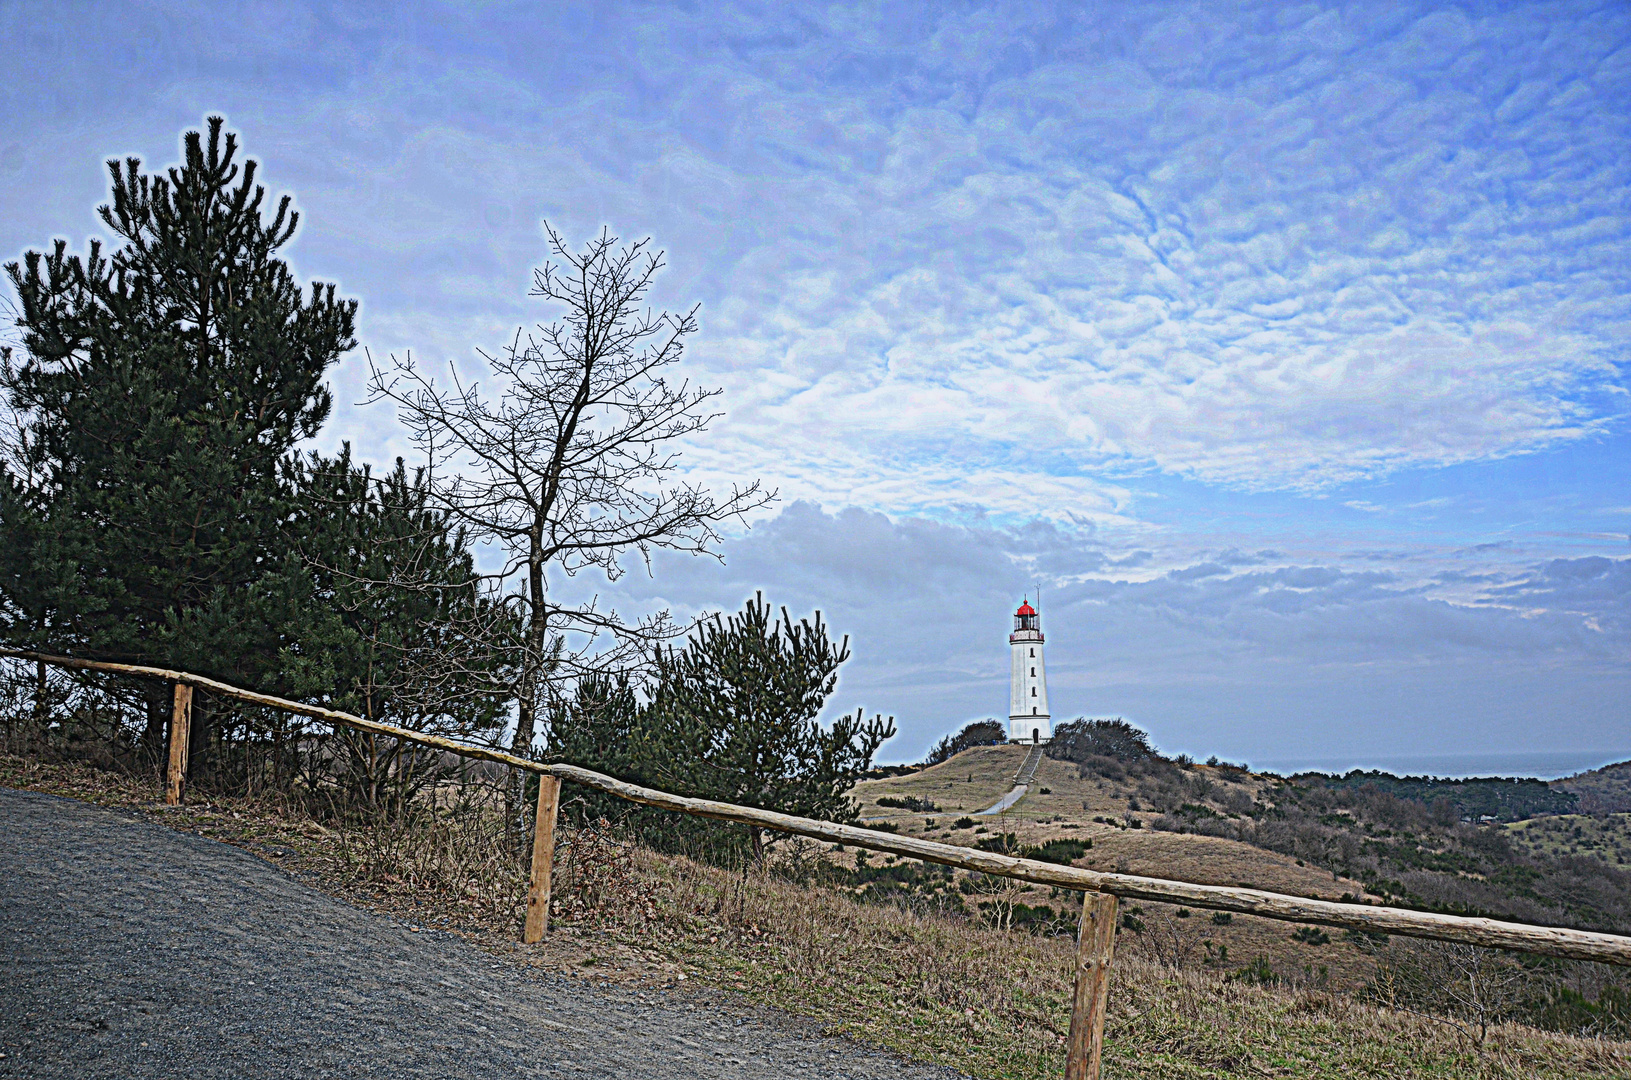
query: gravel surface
[{"left": 0, "top": 788, "right": 963, "bottom": 1079}]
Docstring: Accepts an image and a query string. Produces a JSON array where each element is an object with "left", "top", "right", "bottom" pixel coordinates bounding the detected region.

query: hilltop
[
  {"left": 852, "top": 743, "right": 1381, "bottom": 990},
  {"left": 849, "top": 734, "right": 1631, "bottom": 1012}
]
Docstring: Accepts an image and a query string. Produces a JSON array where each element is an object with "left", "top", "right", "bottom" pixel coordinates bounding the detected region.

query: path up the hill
[
  {"left": 974, "top": 743, "right": 1045, "bottom": 816},
  {"left": 1014, "top": 744, "right": 1044, "bottom": 785},
  {"left": 0, "top": 788, "right": 960, "bottom": 1080}
]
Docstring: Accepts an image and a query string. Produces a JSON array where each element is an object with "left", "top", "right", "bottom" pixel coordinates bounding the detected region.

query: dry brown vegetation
[
  {"left": 6, "top": 752, "right": 1630, "bottom": 1079},
  {"left": 855, "top": 746, "right": 1388, "bottom": 992}
]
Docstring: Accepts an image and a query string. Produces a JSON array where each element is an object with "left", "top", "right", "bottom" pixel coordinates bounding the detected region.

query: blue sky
[{"left": 2, "top": 1, "right": 1628, "bottom": 769}]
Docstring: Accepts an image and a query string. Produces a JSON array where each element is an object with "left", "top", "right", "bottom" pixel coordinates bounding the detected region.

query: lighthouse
[{"left": 1008, "top": 600, "right": 1052, "bottom": 743}]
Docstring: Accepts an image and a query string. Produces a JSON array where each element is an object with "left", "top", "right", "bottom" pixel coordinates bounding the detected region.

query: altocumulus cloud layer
[
  {"left": 601, "top": 505, "right": 1631, "bottom": 764},
  {"left": 1, "top": 0, "right": 1627, "bottom": 763}
]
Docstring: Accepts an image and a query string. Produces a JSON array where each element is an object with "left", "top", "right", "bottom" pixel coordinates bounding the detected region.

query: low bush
[
  {"left": 1028, "top": 838, "right": 1090, "bottom": 865},
  {"left": 1048, "top": 718, "right": 1157, "bottom": 764},
  {"left": 923, "top": 720, "right": 1006, "bottom": 766},
  {"left": 877, "top": 794, "right": 939, "bottom": 813}
]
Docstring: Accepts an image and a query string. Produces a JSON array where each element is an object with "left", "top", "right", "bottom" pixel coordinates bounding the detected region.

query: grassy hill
[
  {"left": 1558, "top": 759, "right": 1631, "bottom": 814},
  {"left": 851, "top": 739, "right": 1631, "bottom": 1021},
  {"left": 853, "top": 746, "right": 1382, "bottom": 992},
  {"left": 1508, "top": 813, "right": 1631, "bottom": 869}
]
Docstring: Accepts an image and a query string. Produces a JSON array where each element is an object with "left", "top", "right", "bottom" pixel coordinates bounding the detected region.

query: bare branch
[{"left": 366, "top": 226, "right": 775, "bottom": 777}]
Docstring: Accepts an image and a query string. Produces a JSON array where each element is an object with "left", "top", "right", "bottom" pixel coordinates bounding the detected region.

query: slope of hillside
[
  {"left": 1508, "top": 812, "right": 1631, "bottom": 869},
  {"left": 852, "top": 746, "right": 1382, "bottom": 991},
  {"left": 8, "top": 752, "right": 1630, "bottom": 1080},
  {"left": 1558, "top": 759, "right": 1631, "bottom": 814}
]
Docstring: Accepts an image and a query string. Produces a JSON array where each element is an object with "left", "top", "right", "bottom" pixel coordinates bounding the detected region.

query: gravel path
[
  {"left": 974, "top": 745, "right": 1043, "bottom": 817},
  {"left": 0, "top": 788, "right": 962, "bottom": 1080},
  {"left": 972, "top": 784, "right": 1028, "bottom": 817}
]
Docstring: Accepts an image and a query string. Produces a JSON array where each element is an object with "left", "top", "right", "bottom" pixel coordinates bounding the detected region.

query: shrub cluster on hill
[
  {"left": 924, "top": 720, "right": 1006, "bottom": 766},
  {"left": 971, "top": 832, "right": 1090, "bottom": 866},
  {"left": 1046, "top": 717, "right": 1157, "bottom": 764},
  {"left": 876, "top": 794, "right": 939, "bottom": 813},
  {"left": 1558, "top": 759, "right": 1631, "bottom": 814}
]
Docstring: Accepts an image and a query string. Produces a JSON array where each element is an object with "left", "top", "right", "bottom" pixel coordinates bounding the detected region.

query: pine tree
[
  {"left": 288, "top": 448, "right": 517, "bottom": 810},
  {"left": 0, "top": 117, "right": 356, "bottom": 761},
  {"left": 547, "top": 594, "right": 895, "bottom": 860}
]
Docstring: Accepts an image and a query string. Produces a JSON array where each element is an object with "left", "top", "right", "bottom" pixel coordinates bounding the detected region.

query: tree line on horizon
[{"left": 0, "top": 116, "right": 891, "bottom": 843}]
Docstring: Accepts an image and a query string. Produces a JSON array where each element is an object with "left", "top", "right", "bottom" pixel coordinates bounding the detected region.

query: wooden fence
[{"left": 8, "top": 648, "right": 1631, "bottom": 1080}]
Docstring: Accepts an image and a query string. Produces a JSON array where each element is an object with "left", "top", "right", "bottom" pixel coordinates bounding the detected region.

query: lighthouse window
[
  {"left": 1030, "top": 667, "right": 1035, "bottom": 676},
  {"left": 1029, "top": 648, "right": 1034, "bottom": 657},
  {"left": 1032, "top": 707, "right": 1037, "bottom": 715},
  {"left": 1031, "top": 687, "right": 1036, "bottom": 696}
]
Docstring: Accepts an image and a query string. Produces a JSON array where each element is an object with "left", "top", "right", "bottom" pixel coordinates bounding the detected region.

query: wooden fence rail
[{"left": 8, "top": 647, "right": 1631, "bottom": 1079}]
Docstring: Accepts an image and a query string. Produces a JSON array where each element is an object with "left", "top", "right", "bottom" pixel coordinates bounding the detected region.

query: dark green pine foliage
[
  {"left": 1047, "top": 718, "right": 1158, "bottom": 764},
  {"left": 0, "top": 117, "right": 356, "bottom": 758},
  {"left": 925, "top": 719, "right": 1008, "bottom": 765},
  {"left": 286, "top": 448, "right": 518, "bottom": 811},
  {"left": 547, "top": 594, "right": 895, "bottom": 860}
]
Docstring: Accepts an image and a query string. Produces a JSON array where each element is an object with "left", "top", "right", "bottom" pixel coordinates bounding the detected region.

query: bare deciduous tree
[
  {"left": 369, "top": 225, "right": 773, "bottom": 795},
  {"left": 1371, "top": 940, "right": 1530, "bottom": 1048}
]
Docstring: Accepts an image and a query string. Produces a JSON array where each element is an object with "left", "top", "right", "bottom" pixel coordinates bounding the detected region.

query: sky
[{"left": 2, "top": 1, "right": 1628, "bottom": 771}]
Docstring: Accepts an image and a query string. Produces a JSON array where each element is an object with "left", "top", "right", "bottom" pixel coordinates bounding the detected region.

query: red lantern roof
[{"left": 1016, "top": 601, "right": 1036, "bottom": 616}]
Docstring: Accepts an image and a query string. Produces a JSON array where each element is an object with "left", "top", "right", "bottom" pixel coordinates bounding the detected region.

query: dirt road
[{"left": 0, "top": 788, "right": 960, "bottom": 1079}]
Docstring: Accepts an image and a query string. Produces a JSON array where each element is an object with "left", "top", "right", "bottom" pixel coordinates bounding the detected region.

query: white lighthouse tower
[{"left": 1008, "top": 599, "right": 1052, "bottom": 743}]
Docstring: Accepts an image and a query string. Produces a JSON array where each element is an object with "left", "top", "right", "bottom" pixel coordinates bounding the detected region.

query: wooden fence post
[
  {"left": 1065, "top": 890, "right": 1118, "bottom": 1080},
  {"left": 165, "top": 683, "right": 193, "bottom": 807},
  {"left": 523, "top": 774, "right": 561, "bottom": 944}
]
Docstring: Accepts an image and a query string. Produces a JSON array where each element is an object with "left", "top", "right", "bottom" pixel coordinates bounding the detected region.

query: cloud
[
  {"left": 585, "top": 504, "right": 1630, "bottom": 762},
  {"left": 599, "top": 0, "right": 1631, "bottom": 503},
  {"left": 12, "top": 0, "right": 1622, "bottom": 517}
]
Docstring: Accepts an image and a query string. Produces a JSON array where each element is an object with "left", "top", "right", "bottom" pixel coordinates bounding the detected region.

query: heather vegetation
[
  {"left": 1306, "top": 770, "right": 1577, "bottom": 821},
  {"left": 1150, "top": 768, "right": 1631, "bottom": 934}
]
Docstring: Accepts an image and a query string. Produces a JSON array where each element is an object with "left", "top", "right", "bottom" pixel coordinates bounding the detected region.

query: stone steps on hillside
[{"left": 1014, "top": 743, "right": 1044, "bottom": 785}]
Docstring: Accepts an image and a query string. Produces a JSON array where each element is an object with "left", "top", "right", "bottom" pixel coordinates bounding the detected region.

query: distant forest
[{"left": 1294, "top": 770, "right": 1577, "bottom": 822}]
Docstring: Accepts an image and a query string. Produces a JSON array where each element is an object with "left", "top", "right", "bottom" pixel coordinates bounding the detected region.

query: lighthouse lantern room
[{"left": 1008, "top": 600, "right": 1052, "bottom": 743}]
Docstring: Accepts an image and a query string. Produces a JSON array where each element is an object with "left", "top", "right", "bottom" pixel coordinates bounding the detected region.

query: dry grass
[
  {"left": 5, "top": 753, "right": 1630, "bottom": 1079},
  {"left": 562, "top": 843, "right": 1631, "bottom": 1079},
  {"left": 855, "top": 744, "right": 1034, "bottom": 818},
  {"left": 856, "top": 749, "right": 1384, "bottom": 992}
]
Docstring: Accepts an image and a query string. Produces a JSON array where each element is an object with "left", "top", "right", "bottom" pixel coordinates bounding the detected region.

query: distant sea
[{"left": 1249, "top": 749, "right": 1629, "bottom": 781}]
